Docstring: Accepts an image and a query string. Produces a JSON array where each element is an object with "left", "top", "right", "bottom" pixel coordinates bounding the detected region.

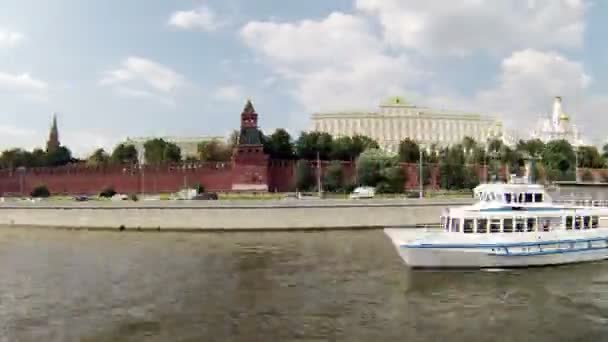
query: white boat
[{"left": 385, "top": 179, "right": 608, "bottom": 269}]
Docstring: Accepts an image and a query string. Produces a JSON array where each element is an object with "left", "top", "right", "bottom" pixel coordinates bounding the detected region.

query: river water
[{"left": 0, "top": 229, "right": 606, "bottom": 341}]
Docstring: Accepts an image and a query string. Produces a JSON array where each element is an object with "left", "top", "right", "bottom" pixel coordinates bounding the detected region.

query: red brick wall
[
  {"left": 0, "top": 163, "right": 237, "bottom": 196},
  {"left": 0, "top": 160, "right": 493, "bottom": 196}
]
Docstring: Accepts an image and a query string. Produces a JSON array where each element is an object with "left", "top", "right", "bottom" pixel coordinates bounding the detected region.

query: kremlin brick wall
[{"left": 0, "top": 160, "right": 488, "bottom": 196}]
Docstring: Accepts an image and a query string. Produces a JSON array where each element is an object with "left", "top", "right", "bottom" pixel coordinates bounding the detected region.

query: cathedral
[{"left": 532, "top": 96, "right": 585, "bottom": 146}]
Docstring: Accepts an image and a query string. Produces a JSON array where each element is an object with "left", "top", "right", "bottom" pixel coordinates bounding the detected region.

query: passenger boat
[{"left": 385, "top": 179, "right": 608, "bottom": 268}]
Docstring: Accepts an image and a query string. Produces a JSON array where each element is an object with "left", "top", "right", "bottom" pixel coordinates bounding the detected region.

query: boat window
[
  {"left": 566, "top": 216, "right": 573, "bottom": 230},
  {"left": 464, "top": 219, "right": 474, "bottom": 234},
  {"left": 505, "top": 193, "right": 512, "bottom": 203},
  {"left": 503, "top": 218, "right": 513, "bottom": 233},
  {"left": 526, "top": 218, "right": 536, "bottom": 232},
  {"left": 541, "top": 219, "right": 551, "bottom": 232},
  {"left": 575, "top": 216, "right": 582, "bottom": 230},
  {"left": 525, "top": 193, "right": 533, "bottom": 203},
  {"left": 452, "top": 218, "right": 460, "bottom": 233},
  {"left": 583, "top": 216, "right": 591, "bottom": 230},
  {"left": 490, "top": 220, "right": 501, "bottom": 233},
  {"left": 515, "top": 218, "right": 525, "bottom": 232},
  {"left": 477, "top": 218, "right": 488, "bottom": 233},
  {"left": 534, "top": 193, "right": 543, "bottom": 203},
  {"left": 518, "top": 193, "right": 524, "bottom": 203},
  {"left": 592, "top": 216, "right": 599, "bottom": 229}
]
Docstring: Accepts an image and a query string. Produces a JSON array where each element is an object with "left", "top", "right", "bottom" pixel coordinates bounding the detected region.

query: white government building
[{"left": 311, "top": 97, "right": 505, "bottom": 153}]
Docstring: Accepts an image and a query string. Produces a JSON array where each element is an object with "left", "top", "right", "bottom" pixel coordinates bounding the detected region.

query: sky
[{"left": 1, "top": 0, "right": 607, "bottom": 156}]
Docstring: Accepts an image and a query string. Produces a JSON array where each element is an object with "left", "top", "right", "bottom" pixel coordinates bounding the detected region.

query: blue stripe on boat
[
  {"left": 492, "top": 246, "right": 608, "bottom": 257},
  {"left": 400, "top": 236, "right": 608, "bottom": 249}
]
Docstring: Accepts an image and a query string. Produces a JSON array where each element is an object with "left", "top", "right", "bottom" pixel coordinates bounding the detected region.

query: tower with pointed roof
[
  {"left": 46, "top": 113, "right": 60, "bottom": 153},
  {"left": 231, "top": 99, "right": 269, "bottom": 191}
]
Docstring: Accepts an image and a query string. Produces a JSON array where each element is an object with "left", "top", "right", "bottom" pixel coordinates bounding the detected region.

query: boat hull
[
  {"left": 385, "top": 228, "right": 608, "bottom": 269},
  {"left": 396, "top": 245, "right": 608, "bottom": 269}
]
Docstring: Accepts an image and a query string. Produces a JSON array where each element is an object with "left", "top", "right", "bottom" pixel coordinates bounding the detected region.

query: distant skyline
[{"left": 1, "top": 0, "right": 607, "bottom": 157}]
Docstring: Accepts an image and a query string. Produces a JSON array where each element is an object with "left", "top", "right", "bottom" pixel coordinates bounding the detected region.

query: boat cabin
[
  {"left": 441, "top": 212, "right": 600, "bottom": 234},
  {"left": 474, "top": 183, "right": 549, "bottom": 206}
]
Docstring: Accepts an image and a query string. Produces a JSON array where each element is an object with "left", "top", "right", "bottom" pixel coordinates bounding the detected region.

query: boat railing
[{"left": 554, "top": 199, "right": 608, "bottom": 207}]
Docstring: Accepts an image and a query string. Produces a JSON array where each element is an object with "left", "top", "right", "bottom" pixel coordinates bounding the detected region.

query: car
[
  {"left": 192, "top": 192, "right": 219, "bottom": 200},
  {"left": 349, "top": 186, "right": 375, "bottom": 199},
  {"left": 73, "top": 195, "right": 89, "bottom": 202}
]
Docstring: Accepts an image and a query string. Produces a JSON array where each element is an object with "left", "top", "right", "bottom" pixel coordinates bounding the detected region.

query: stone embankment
[{"left": 0, "top": 199, "right": 474, "bottom": 231}]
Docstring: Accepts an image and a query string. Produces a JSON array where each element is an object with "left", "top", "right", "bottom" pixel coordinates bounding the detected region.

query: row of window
[
  {"left": 443, "top": 216, "right": 600, "bottom": 233},
  {"left": 479, "top": 192, "right": 543, "bottom": 203},
  {"left": 565, "top": 216, "right": 599, "bottom": 230}
]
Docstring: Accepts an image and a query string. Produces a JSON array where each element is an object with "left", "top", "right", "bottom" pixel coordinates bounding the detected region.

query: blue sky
[{"left": 0, "top": 0, "right": 606, "bottom": 156}]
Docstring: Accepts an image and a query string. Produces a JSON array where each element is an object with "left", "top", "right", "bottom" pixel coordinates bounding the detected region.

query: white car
[{"left": 349, "top": 186, "right": 375, "bottom": 199}]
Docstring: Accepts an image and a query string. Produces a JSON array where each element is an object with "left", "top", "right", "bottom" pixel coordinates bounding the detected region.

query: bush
[
  {"left": 30, "top": 185, "right": 50, "bottom": 198},
  {"left": 581, "top": 169, "right": 595, "bottom": 183},
  {"left": 99, "top": 187, "right": 117, "bottom": 198},
  {"left": 195, "top": 184, "right": 205, "bottom": 194},
  {"left": 129, "top": 194, "right": 139, "bottom": 201}
]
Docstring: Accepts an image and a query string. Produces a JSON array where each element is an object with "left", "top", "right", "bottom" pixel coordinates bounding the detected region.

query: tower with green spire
[
  {"left": 46, "top": 113, "right": 60, "bottom": 153},
  {"left": 233, "top": 99, "right": 266, "bottom": 162}
]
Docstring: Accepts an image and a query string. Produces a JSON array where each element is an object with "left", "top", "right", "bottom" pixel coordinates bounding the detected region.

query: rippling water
[{"left": 0, "top": 229, "right": 607, "bottom": 341}]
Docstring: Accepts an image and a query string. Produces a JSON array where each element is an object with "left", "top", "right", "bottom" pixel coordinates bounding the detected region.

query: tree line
[{"left": 3, "top": 128, "right": 608, "bottom": 189}]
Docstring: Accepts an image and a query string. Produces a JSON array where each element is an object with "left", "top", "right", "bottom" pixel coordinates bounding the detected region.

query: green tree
[
  {"left": 295, "top": 160, "right": 315, "bottom": 191},
  {"left": 144, "top": 138, "right": 182, "bottom": 165},
  {"left": 111, "top": 143, "right": 139, "bottom": 165},
  {"left": 398, "top": 138, "right": 420, "bottom": 163},
  {"left": 263, "top": 129, "right": 294, "bottom": 159},
  {"left": 46, "top": 146, "right": 73, "bottom": 167},
  {"left": 516, "top": 139, "right": 545, "bottom": 158},
  {"left": 87, "top": 148, "right": 110, "bottom": 167},
  {"left": 295, "top": 132, "right": 333, "bottom": 160},
  {"left": 439, "top": 145, "right": 467, "bottom": 190},
  {"left": 378, "top": 165, "right": 406, "bottom": 193},
  {"left": 228, "top": 129, "right": 240, "bottom": 148},
  {"left": 323, "top": 161, "right": 344, "bottom": 191},
  {"left": 330, "top": 136, "right": 354, "bottom": 161},
  {"left": 542, "top": 139, "right": 575, "bottom": 181},
  {"left": 463, "top": 166, "right": 480, "bottom": 189},
  {"left": 197, "top": 139, "right": 232, "bottom": 162},
  {"left": 356, "top": 149, "right": 404, "bottom": 193},
  {"left": 462, "top": 136, "right": 477, "bottom": 152},
  {"left": 578, "top": 145, "right": 604, "bottom": 168},
  {"left": 352, "top": 135, "right": 379, "bottom": 153}
]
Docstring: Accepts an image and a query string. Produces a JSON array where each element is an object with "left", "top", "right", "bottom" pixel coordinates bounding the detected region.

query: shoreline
[{"left": 0, "top": 199, "right": 471, "bottom": 231}]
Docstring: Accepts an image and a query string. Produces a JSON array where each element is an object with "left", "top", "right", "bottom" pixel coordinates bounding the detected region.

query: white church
[{"left": 532, "top": 96, "right": 586, "bottom": 147}]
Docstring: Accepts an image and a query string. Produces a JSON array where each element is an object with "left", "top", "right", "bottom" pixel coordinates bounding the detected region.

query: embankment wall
[{"left": 0, "top": 200, "right": 473, "bottom": 231}]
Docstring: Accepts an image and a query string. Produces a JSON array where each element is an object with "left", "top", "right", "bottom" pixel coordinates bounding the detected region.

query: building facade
[
  {"left": 532, "top": 96, "right": 585, "bottom": 147},
  {"left": 311, "top": 97, "right": 504, "bottom": 152},
  {"left": 125, "top": 135, "right": 224, "bottom": 163}
]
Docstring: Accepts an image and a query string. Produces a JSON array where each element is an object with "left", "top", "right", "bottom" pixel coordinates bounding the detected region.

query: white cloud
[
  {"left": 0, "top": 124, "right": 38, "bottom": 151},
  {"left": 101, "top": 57, "right": 183, "bottom": 93},
  {"left": 356, "top": 0, "right": 586, "bottom": 55},
  {"left": 422, "top": 49, "right": 604, "bottom": 141},
  {"left": 0, "top": 72, "right": 47, "bottom": 93},
  {"left": 214, "top": 85, "right": 243, "bottom": 102},
  {"left": 0, "top": 29, "right": 23, "bottom": 48},
  {"left": 240, "top": 12, "right": 424, "bottom": 112},
  {"left": 168, "top": 7, "right": 220, "bottom": 31},
  {"left": 62, "top": 131, "right": 116, "bottom": 158}
]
